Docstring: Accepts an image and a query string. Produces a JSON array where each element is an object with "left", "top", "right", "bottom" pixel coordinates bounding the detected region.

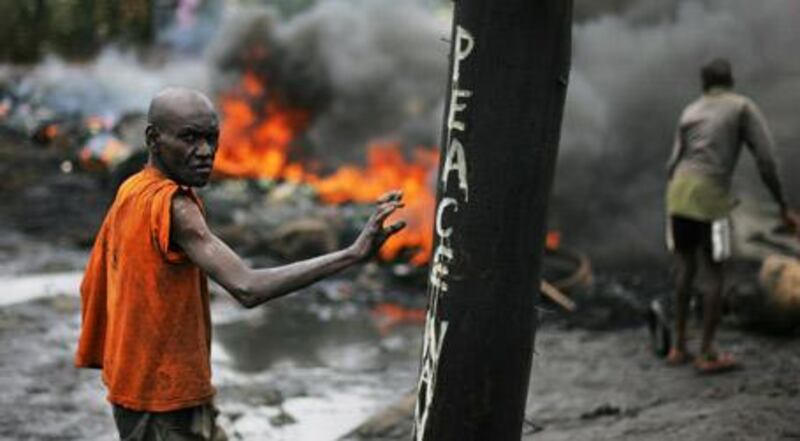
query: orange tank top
[{"left": 75, "top": 166, "right": 214, "bottom": 411}]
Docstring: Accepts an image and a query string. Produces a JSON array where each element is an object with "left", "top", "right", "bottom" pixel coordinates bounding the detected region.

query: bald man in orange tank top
[{"left": 76, "top": 88, "right": 406, "bottom": 440}]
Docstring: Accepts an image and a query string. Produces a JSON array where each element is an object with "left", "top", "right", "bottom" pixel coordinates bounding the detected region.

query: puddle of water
[
  {"left": 212, "top": 299, "right": 423, "bottom": 440},
  {"left": 0, "top": 271, "right": 83, "bottom": 306},
  {"left": 0, "top": 270, "right": 424, "bottom": 440},
  {"left": 226, "top": 387, "right": 382, "bottom": 441},
  {"left": 215, "top": 302, "right": 414, "bottom": 371}
]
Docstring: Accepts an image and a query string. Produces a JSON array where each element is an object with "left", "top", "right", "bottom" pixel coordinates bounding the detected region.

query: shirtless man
[{"left": 75, "top": 88, "right": 405, "bottom": 440}]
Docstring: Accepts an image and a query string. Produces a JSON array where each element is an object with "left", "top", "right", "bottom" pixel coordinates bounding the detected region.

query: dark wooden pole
[{"left": 413, "top": 1, "right": 572, "bottom": 440}]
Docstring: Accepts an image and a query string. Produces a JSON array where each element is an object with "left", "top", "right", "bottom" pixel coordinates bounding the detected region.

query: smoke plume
[
  {"left": 5, "top": 51, "right": 210, "bottom": 116},
  {"left": 209, "top": 0, "right": 450, "bottom": 165},
  {"left": 5, "top": 0, "right": 798, "bottom": 268},
  {"left": 556, "top": 0, "right": 800, "bottom": 266},
  {"left": 208, "top": 0, "right": 800, "bottom": 265}
]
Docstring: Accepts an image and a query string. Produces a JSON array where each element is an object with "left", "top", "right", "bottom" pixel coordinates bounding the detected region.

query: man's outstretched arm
[{"left": 171, "top": 190, "right": 405, "bottom": 308}]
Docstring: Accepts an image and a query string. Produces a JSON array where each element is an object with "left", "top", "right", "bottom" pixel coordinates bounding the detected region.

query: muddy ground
[
  {"left": 526, "top": 325, "right": 800, "bottom": 441},
  {"left": 344, "top": 313, "right": 800, "bottom": 441},
  {"left": 1, "top": 135, "right": 799, "bottom": 440},
  {"left": 0, "top": 276, "right": 423, "bottom": 441},
  {"left": 1, "top": 283, "right": 798, "bottom": 441}
]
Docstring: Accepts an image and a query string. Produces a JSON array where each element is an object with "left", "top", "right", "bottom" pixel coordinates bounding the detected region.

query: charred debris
[{"left": 3, "top": 76, "right": 800, "bottom": 334}]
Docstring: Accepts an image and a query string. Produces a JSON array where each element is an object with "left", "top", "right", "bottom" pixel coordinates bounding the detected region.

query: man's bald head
[
  {"left": 147, "top": 87, "right": 217, "bottom": 128},
  {"left": 146, "top": 88, "right": 220, "bottom": 187}
]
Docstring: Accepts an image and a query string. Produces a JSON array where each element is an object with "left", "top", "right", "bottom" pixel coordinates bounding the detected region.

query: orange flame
[
  {"left": 0, "top": 99, "right": 10, "bottom": 119},
  {"left": 546, "top": 230, "right": 562, "bottom": 251},
  {"left": 309, "top": 143, "right": 439, "bottom": 265},
  {"left": 44, "top": 124, "right": 59, "bottom": 140},
  {"left": 215, "top": 72, "right": 310, "bottom": 179},
  {"left": 215, "top": 71, "right": 439, "bottom": 264},
  {"left": 372, "top": 302, "right": 427, "bottom": 334}
]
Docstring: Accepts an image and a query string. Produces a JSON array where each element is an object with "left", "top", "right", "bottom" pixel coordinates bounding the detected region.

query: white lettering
[
  {"left": 414, "top": 311, "right": 449, "bottom": 441},
  {"left": 429, "top": 243, "right": 453, "bottom": 291},
  {"left": 441, "top": 139, "right": 469, "bottom": 201},
  {"left": 447, "top": 88, "right": 473, "bottom": 133},
  {"left": 415, "top": 23, "right": 476, "bottom": 441},
  {"left": 436, "top": 198, "right": 459, "bottom": 238},
  {"left": 452, "top": 26, "right": 475, "bottom": 83}
]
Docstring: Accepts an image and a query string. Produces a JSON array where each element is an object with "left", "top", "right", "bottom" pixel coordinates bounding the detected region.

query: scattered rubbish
[
  {"left": 579, "top": 403, "right": 637, "bottom": 420},
  {"left": 522, "top": 418, "right": 544, "bottom": 435},
  {"left": 541, "top": 280, "right": 576, "bottom": 312}
]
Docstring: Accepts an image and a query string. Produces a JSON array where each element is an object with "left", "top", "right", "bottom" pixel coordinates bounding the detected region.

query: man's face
[{"left": 150, "top": 104, "right": 219, "bottom": 187}]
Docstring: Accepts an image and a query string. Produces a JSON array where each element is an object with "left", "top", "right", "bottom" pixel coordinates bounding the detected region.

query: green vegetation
[{"left": 0, "top": 0, "right": 154, "bottom": 63}]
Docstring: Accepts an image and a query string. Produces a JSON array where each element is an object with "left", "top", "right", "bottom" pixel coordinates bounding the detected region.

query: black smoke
[
  {"left": 555, "top": 0, "right": 800, "bottom": 266},
  {"left": 209, "top": 1, "right": 450, "bottom": 166}
]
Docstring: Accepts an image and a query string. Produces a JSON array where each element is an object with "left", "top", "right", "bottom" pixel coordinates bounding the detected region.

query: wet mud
[
  {"left": 2, "top": 286, "right": 799, "bottom": 441},
  {"left": 1, "top": 135, "right": 798, "bottom": 440},
  {"left": 0, "top": 289, "right": 422, "bottom": 441},
  {"left": 525, "top": 326, "right": 800, "bottom": 441}
]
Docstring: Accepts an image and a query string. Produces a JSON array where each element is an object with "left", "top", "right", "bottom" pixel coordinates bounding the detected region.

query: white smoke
[
  {"left": 12, "top": 50, "right": 210, "bottom": 116},
  {"left": 1, "top": 1, "right": 221, "bottom": 117}
]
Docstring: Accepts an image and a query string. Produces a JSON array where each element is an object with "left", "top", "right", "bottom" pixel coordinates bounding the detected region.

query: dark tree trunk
[{"left": 413, "top": 1, "right": 573, "bottom": 440}]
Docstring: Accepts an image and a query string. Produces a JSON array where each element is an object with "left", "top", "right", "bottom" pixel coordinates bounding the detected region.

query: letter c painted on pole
[{"left": 436, "top": 197, "right": 459, "bottom": 238}]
